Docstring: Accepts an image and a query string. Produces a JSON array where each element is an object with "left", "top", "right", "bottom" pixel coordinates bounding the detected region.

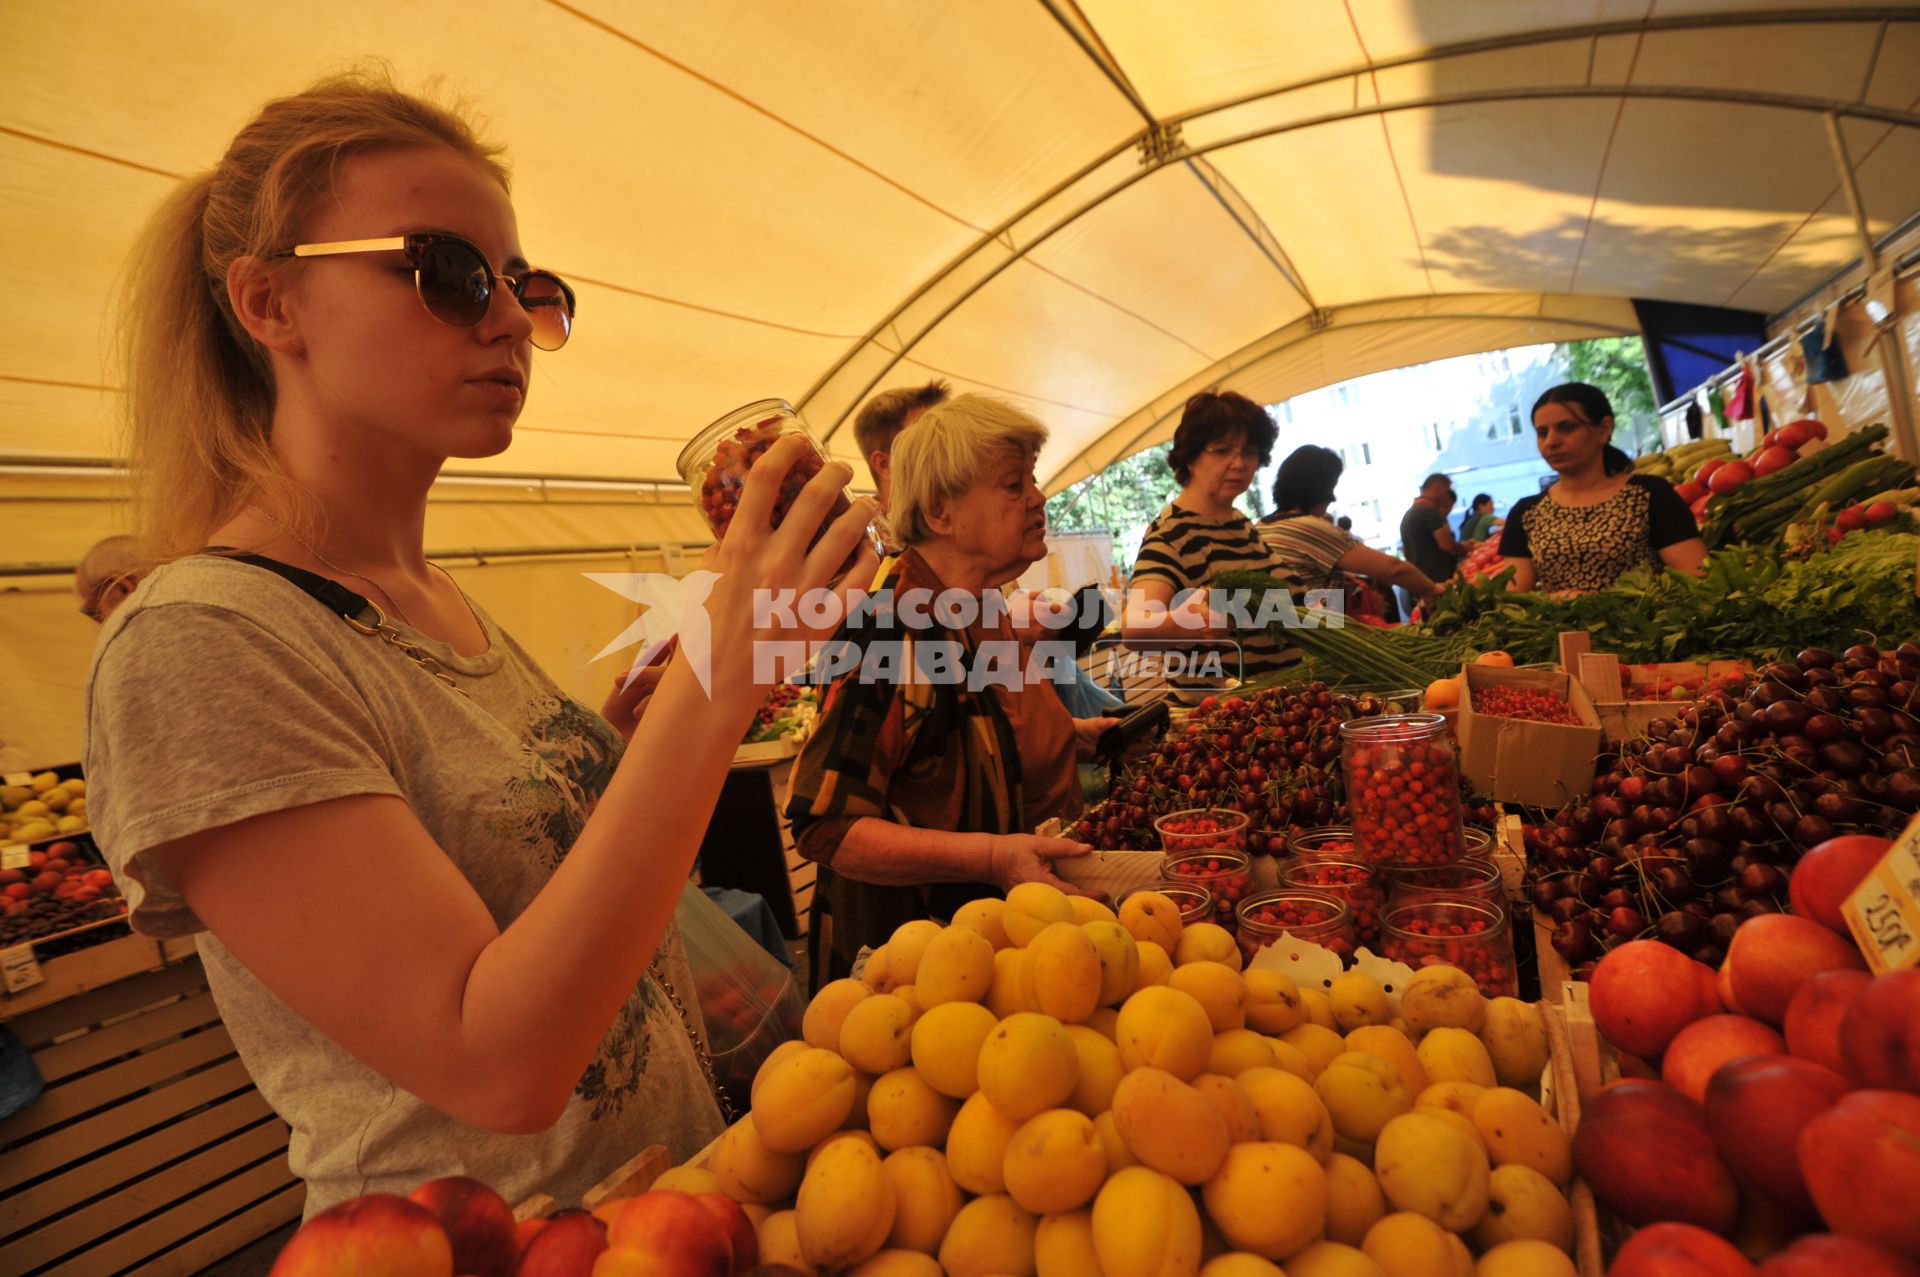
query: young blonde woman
[{"left": 86, "top": 74, "right": 871, "bottom": 1213}]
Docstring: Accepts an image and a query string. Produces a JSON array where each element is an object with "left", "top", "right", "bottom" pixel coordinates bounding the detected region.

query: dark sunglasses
[{"left": 271, "top": 233, "right": 576, "bottom": 350}]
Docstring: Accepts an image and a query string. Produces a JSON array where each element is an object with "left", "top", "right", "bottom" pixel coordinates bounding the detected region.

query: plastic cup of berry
[
  {"left": 1160, "top": 849, "right": 1251, "bottom": 930},
  {"left": 677, "top": 399, "right": 879, "bottom": 566},
  {"left": 1153, "top": 807, "right": 1250, "bottom": 853},
  {"left": 1120, "top": 884, "right": 1213, "bottom": 929},
  {"left": 1337, "top": 714, "right": 1466, "bottom": 868},
  {"left": 1380, "top": 897, "right": 1517, "bottom": 998},
  {"left": 1276, "top": 857, "right": 1383, "bottom": 949},
  {"left": 1235, "top": 889, "right": 1355, "bottom": 968}
]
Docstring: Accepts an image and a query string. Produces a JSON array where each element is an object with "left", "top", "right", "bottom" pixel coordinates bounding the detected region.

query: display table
[{"left": 0, "top": 933, "right": 303, "bottom": 1276}]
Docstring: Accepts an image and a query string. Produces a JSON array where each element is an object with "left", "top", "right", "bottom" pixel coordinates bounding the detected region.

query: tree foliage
[{"left": 1560, "top": 336, "right": 1661, "bottom": 452}]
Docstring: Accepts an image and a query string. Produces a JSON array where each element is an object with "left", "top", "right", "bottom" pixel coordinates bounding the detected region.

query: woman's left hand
[
  {"left": 1072, "top": 717, "right": 1121, "bottom": 762},
  {"left": 600, "top": 658, "right": 668, "bottom": 743}
]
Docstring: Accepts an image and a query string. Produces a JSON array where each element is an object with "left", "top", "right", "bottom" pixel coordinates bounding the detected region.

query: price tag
[
  {"left": 1843, "top": 834, "right": 1920, "bottom": 974},
  {"left": 1, "top": 846, "right": 29, "bottom": 870},
  {"left": 2, "top": 944, "right": 44, "bottom": 994}
]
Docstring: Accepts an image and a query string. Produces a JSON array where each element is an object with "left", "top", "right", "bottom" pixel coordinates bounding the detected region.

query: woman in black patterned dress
[{"left": 1499, "top": 383, "right": 1707, "bottom": 594}]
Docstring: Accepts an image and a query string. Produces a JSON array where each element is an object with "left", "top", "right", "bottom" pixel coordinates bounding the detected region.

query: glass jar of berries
[
  {"left": 1235, "top": 889, "right": 1355, "bottom": 967},
  {"left": 1153, "top": 807, "right": 1250, "bottom": 854},
  {"left": 1385, "top": 857, "right": 1505, "bottom": 912},
  {"left": 1285, "top": 825, "right": 1359, "bottom": 861},
  {"left": 1161, "top": 850, "right": 1251, "bottom": 929},
  {"left": 1276, "top": 858, "right": 1383, "bottom": 950},
  {"left": 1461, "top": 825, "right": 1495, "bottom": 860},
  {"left": 1380, "top": 897, "right": 1518, "bottom": 997},
  {"left": 1120, "top": 884, "right": 1213, "bottom": 930},
  {"left": 1338, "top": 714, "right": 1465, "bottom": 867},
  {"left": 676, "top": 399, "right": 877, "bottom": 559}
]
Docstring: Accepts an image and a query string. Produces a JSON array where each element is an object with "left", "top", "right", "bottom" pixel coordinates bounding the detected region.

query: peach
[
  {"left": 692, "top": 1193, "right": 759, "bottom": 1275},
  {"left": 1784, "top": 969, "right": 1873, "bottom": 1075},
  {"left": 1590, "top": 941, "right": 1718, "bottom": 1059},
  {"left": 1799, "top": 1090, "right": 1920, "bottom": 1259},
  {"left": 1572, "top": 1080, "right": 1738, "bottom": 1236},
  {"left": 1754, "top": 1234, "right": 1920, "bottom": 1277},
  {"left": 1838, "top": 969, "right": 1920, "bottom": 1093},
  {"left": 268, "top": 1194, "right": 453, "bottom": 1277},
  {"left": 606, "top": 1191, "right": 732, "bottom": 1274},
  {"left": 408, "top": 1176, "right": 518, "bottom": 1277},
  {"left": 1661, "top": 1016, "right": 1785, "bottom": 1105},
  {"left": 513, "top": 1210, "right": 609, "bottom": 1277},
  {"left": 1609, "top": 1222, "right": 1756, "bottom": 1276},
  {"left": 1725, "top": 915, "right": 1867, "bottom": 1027},
  {"left": 1789, "top": 835, "right": 1892, "bottom": 935},
  {"left": 1703, "top": 1055, "right": 1849, "bottom": 1217}
]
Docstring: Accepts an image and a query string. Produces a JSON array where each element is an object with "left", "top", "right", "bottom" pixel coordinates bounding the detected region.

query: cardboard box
[
  {"left": 1455, "top": 664, "right": 1603, "bottom": 810},
  {"left": 1842, "top": 822, "right": 1920, "bottom": 973},
  {"left": 1558, "top": 632, "right": 1748, "bottom": 744}
]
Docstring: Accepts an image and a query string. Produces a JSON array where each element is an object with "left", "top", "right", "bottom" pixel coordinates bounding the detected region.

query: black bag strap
[
  {"left": 209, "top": 549, "right": 376, "bottom": 620},
  {"left": 205, "top": 549, "right": 468, "bottom": 697}
]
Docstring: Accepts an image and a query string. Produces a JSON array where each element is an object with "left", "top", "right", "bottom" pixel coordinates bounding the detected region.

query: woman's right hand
[
  {"left": 987, "top": 834, "right": 1099, "bottom": 896},
  {"left": 701, "top": 434, "right": 877, "bottom": 684}
]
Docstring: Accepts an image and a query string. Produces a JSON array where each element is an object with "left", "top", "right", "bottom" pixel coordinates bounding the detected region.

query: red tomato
[
  {"left": 1864, "top": 500, "right": 1899, "bottom": 527},
  {"left": 1707, "top": 460, "right": 1755, "bottom": 494},
  {"left": 1788, "top": 417, "right": 1829, "bottom": 441},
  {"left": 1836, "top": 505, "right": 1869, "bottom": 532},
  {"left": 1695, "top": 457, "right": 1729, "bottom": 484},
  {"left": 1690, "top": 495, "right": 1711, "bottom": 522},
  {"left": 1751, "top": 445, "right": 1797, "bottom": 477},
  {"left": 1674, "top": 480, "right": 1708, "bottom": 504}
]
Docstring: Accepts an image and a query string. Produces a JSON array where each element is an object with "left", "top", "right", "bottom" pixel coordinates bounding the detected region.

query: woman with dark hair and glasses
[
  {"left": 82, "top": 73, "right": 871, "bottom": 1211},
  {"left": 1499, "top": 382, "right": 1706, "bottom": 593},
  {"left": 1258, "top": 446, "right": 1441, "bottom": 613},
  {"left": 1122, "top": 391, "right": 1296, "bottom": 680}
]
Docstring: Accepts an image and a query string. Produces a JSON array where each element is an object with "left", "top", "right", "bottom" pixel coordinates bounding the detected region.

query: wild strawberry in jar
[
  {"left": 1286, "top": 826, "right": 1358, "bottom": 861},
  {"left": 1386, "top": 857, "right": 1504, "bottom": 913},
  {"left": 677, "top": 399, "right": 878, "bottom": 562},
  {"left": 1235, "top": 889, "right": 1355, "bottom": 967},
  {"left": 1153, "top": 807, "right": 1250, "bottom": 854},
  {"left": 1338, "top": 714, "right": 1465, "bottom": 867},
  {"left": 1277, "top": 858, "right": 1383, "bottom": 949},
  {"left": 1161, "top": 850, "right": 1251, "bottom": 930},
  {"left": 1380, "top": 897, "right": 1517, "bottom": 998}
]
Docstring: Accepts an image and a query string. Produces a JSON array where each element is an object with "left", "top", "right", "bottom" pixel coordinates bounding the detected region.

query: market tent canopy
[{"left": 4, "top": 0, "right": 1919, "bottom": 504}]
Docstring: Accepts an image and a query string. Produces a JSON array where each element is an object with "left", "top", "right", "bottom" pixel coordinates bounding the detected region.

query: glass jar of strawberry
[
  {"left": 1380, "top": 897, "right": 1517, "bottom": 997},
  {"left": 677, "top": 399, "right": 878, "bottom": 561},
  {"left": 1120, "top": 884, "right": 1213, "bottom": 930},
  {"left": 1160, "top": 849, "right": 1251, "bottom": 930},
  {"left": 1285, "top": 825, "right": 1359, "bottom": 861},
  {"left": 1461, "top": 825, "right": 1495, "bottom": 860},
  {"left": 1385, "top": 858, "right": 1505, "bottom": 912},
  {"left": 1277, "top": 858, "right": 1383, "bottom": 950},
  {"left": 1235, "top": 889, "right": 1355, "bottom": 967},
  {"left": 1153, "top": 807, "right": 1250, "bottom": 854},
  {"left": 1338, "top": 714, "right": 1465, "bottom": 867}
]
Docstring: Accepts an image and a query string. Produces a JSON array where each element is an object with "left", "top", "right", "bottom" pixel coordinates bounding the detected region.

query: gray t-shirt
[{"left": 84, "top": 555, "right": 723, "bottom": 1215}]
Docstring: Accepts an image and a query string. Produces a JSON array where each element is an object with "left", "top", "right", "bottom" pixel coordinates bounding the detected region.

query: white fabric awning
[{"left": 4, "top": 0, "right": 1917, "bottom": 503}]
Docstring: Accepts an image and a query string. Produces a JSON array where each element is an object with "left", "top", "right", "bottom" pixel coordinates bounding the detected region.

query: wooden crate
[
  {"left": 2, "top": 928, "right": 175, "bottom": 1021},
  {"left": 0, "top": 957, "right": 305, "bottom": 1277}
]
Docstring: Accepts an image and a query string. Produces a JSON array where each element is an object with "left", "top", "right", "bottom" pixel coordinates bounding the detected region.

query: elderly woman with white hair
[{"left": 786, "top": 393, "right": 1106, "bottom": 976}]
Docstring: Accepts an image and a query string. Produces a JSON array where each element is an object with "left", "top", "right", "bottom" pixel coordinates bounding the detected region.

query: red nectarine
[
  {"left": 1838, "top": 969, "right": 1920, "bottom": 1093},
  {"left": 1662, "top": 1016, "right": 1785, "bottom": 1104},
  {"left": 513, "top": 1210, "right": 607, "bottom": 1277},
  {"left": 1754, "top": 1233, "right": 1920, "bottom": 1277},
  {"left": 1592, "top": 941, "right": 1720, "bottom": 1059},
  {"left": 605, "top": 1191, "right": 732, "bottom": 1276},
  {"left": 1703, "top": 1054, "right": 1849, "bottom": 1217},
  {"left": 1785, "top": 969, "right": 1873, "bottom": 1075},
  {"left": 408, "top": 1176, "right": 517, "bottom": 1277},
  {"left": 1610, "top": 1222, "right": 1756, "bottom": 1276},
  {"left": 268, "top": 1194, "right": 453, "bottom": 1277},
  {"left": 1790, "top": 836, "right": 1892, "bottom": 936},
  {"left": 1725, "top": 915, "right": 1867, "bottom": 1027},
  {"left": 1574, "top": 1080, "right": 1740, "bottom": 1236},
  {"left": 1798, "top": 1090, "right": 1920, "bottom": 1259}
]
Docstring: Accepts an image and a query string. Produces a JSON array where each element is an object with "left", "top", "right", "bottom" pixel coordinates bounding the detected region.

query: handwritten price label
[
  {"left": 2, "top": 944, "right": 44, "bottom": 994},
  {"left": 1843, "top": 834, "right": 1920, "bottom": 974}
]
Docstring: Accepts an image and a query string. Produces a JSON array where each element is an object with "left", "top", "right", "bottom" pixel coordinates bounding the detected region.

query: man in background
[
  {"left": 75, "top": 535, "right": 142, "bottom": 625},
  {"left": 1398, "top": 475, "right": 1471, "bottom": 614}
]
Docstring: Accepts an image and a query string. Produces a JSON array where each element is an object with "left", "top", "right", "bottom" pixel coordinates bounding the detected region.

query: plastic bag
[{"left": 674, "top": 880, "right": 805, "bottom": 1105}]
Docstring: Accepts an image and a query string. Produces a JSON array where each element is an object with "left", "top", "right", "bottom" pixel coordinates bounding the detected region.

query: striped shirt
[
  {"left": 1128, "top": 503, "right": 1296, "bottom": 682},
  {"left": 1256, "top": 514, "right": 1359, "bottom": 591}
]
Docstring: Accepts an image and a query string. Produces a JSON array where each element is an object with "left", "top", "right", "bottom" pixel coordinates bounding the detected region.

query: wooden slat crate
[{"left": 0, "top": 958, "right": 305, "bottom": 1277}]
